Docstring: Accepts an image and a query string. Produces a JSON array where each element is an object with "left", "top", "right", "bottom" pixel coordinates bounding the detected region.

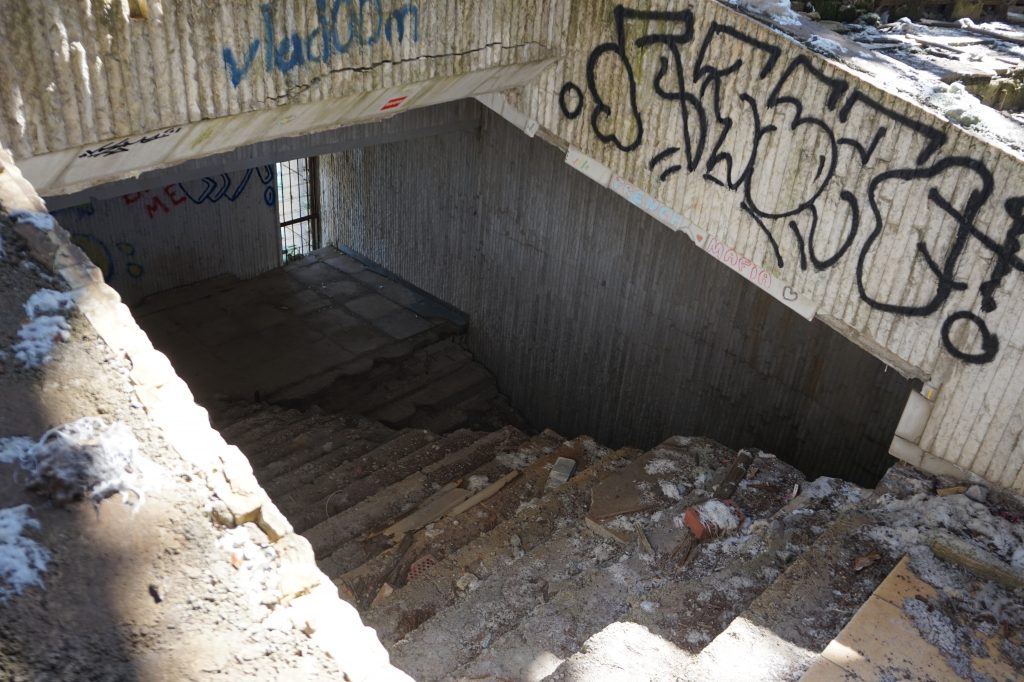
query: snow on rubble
[
  {"left": 12, "top": 288, "right": 77, "bottom": 368},
  {"left": 0, "top": 504, "right": 50, "bottom": 601},
  {"left": 1, "top": 417, "right": 148, "bottom": 509},
  {"left": 8, "top": 210, "right": 56, "bottom": 231}
]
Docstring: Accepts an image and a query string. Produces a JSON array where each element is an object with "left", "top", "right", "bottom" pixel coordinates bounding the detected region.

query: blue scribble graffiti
[
  {"left": 179, "top": 165, "right": 276, "bottom": 206},
  {"left": 223, "top": 0, "right": 421, "bottom": 87}
]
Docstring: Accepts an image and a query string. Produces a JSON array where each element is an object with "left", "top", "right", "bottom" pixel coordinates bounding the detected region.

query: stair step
[
  {"left": 223, "top": 408, "right": 311, "bottom": 453},
  {"left": 530, "top": 479, "right": 872, "bottom": 682},
  {"left": 462, "top": 473, "right": 835, "bottom": 681},
  {"left": 257, "top": 419, "right": 396, "bottom": 483},
  {"left": 306, "top": 427, "right": 529, "bottom": 566},
  {"left": 285, "top": 429, "right": 484, "bottom": 534},
  {"left": 338, "top": 430, "right": 569, "bottom": 608},
  {"left": 271, "top": 429, "right": 440, "bottom": 523},
  {"left": 362, "top": 441, "right": 646, "bottom": 646},
  {"left": 319, "top": 430, "right": 555, "bottom": 580},
  {"left": 539, "top": 621, "right": 693, "bottom": 682},
  {"left": 238, "top": 411, "right": 333, "bottom": 465},
  {"left": 218, "top": 404, "right": 289, "bottom": 443},
  {"left": 370, "top": 362, "right": 494, "bottom": 427},
  {"left": 324, "top": 340, "right": 474, "bottom": 416},
  {"left": 391, "top": 439, "right": 744, "bottom": 680}
]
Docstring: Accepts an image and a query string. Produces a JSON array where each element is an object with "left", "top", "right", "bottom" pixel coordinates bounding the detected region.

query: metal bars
[{"left": 276, "top": 157, "right": 321, "bottom": 262}]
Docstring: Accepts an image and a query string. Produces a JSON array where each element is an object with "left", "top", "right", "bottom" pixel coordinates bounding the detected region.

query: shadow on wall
[{"left": 322, "top": 103, "right": 913, "bottom": 487}]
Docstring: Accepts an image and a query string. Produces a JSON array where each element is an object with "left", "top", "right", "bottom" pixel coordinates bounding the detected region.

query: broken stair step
[
  {"left": 454, "top": 456, "right": 819, "bottom": 682},
  {"left": 257, "top": 418, "right": 403, "bottom": 489},
  {"left": 732, "top": 509, "right": 884, "bottom": 658},
  {"left": 406, "top": 381, "right": 501, "bottom": 434},
  {"left": 386, "top": 517, "right": 631, "bottom": 681},
  {"left": 622, "top": 481, "right": 868, "bottom": 664},
  {"left": 370, "top": 363, "right": 495, "bottom": 427},
  {"left": 679, "top": 510, "right": 879, "bottom": 682},
  {"left": 259, "top": 434, "right": 388, "bottom": 499},
  {"left": 256, "top": 420, "right": 397, "bottom": 482},
  {"left": 330, "top": 343, "right": 476, "bottom": 415},
  {"left": 270, "top": 429, "right": 441, "bottom": 520},
  {"left": 223, "top": 409, "right": 321, "bottom": 454},
  {"left": 217, "top": 404, "right": 291, "bottom": 442},
  {"left": 363, "top": 445, "right": 641, "bottom": 645},
  {"left": 315, "top": 428, "right": 539, "bottom": 578},
  {"left": 305, "top": 426, "right": 528, "bottom": 562},
  {"left": 338, "top": 431, "right": 571, "bottom": 607},
  {"left": 235, "top": 411, "right": 336, "bottom": 466},
  {"left": 538, "top": 621, "right": 695, "bottom": 682},
  {"left": 285, "top": 429, "right": 485, "bottom": 534}
]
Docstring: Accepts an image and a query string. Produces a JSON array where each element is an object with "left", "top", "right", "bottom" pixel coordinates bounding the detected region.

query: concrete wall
[
  {"left": 52, "top": 166, "right": 279, "bottom": 304},
  {"left": 4, "top": 0, "right": 558, "bottom": 196},
  {"left": 506, "top": 2, "right": 1024, "bottom": 490},
  {"left": 320, "top": 105, "right": 911, "bottom": 485}
]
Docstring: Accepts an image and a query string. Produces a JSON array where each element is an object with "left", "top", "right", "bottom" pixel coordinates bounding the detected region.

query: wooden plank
[
  {"left": 383, "top": 485, "right": 472, "bottom": 542},
  {"left": 445, "top": 470, "right": 519, "bottom": 518},
  {"left": 584, "top": 516, "right": 633, "bottom": 544}
]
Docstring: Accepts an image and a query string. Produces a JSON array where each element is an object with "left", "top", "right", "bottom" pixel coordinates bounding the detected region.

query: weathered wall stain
[
  {"left": 223, "top": 0, "right": 421, "bottom": 87},
  {"left": 559, "top": 5, "right": 1021, "bottom": 365}
]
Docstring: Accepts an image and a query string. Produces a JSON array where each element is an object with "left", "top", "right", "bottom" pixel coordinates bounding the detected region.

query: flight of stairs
[{"left": 216, "top": 403, "right": 894, "bottom": 682}]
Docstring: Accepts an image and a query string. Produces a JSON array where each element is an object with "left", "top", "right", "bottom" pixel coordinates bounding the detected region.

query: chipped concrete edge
[{"left": 0, "top": 146, "right": 412, "bottom": 682}]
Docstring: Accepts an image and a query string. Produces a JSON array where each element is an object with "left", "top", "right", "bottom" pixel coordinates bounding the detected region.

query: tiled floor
[{"left": 134, "top": 248, "right": 464, "bottom": 413}]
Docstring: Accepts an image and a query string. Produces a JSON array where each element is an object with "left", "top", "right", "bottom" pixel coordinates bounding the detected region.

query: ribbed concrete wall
[
  {"left": 321, "top": 105, "right": 911, "bottom": 485},
  {"left": 51, "top": 165, "right": 278, "bottom": 304},
  {"left": 507, "top": 2, "right": 1024, "bottom": 489},
  {"left": 4, "top": 0, "right": 557, "bottom": 196}
]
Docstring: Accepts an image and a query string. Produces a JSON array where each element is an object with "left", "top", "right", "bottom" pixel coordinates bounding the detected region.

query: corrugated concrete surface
[
  {"left": 51, "top": 165, "right": 278, "bottom": 304},
  {"left": 508, "top": 2, "right": 1024, "bottom": 489},
  {"left": 321, "top": 105, "right": 911, "bottom": 485},
  {"left": 2, "top": 0, "right": 557, "bottom": 196}
]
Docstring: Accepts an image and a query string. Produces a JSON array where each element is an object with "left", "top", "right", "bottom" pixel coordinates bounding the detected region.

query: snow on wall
[
  {"left": 509, "top": 2, "right": 1024, "bottom": 490},
  {"left": 51, "top": 166, "right": 279, "bottom": 304}
]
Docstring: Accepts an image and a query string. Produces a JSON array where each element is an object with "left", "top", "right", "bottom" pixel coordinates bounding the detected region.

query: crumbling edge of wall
[{"left": 0, "top": 145, "right": 412, "bottom": 682}]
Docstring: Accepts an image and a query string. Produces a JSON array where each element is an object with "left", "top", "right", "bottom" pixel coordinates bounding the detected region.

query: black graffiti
[
  {"left": 559, "top": 82, "right": 584, "bottom": 119},
  {"left": 78, "top": 127, "right": 183, "bottom": 159},
  {"left": 561, "top": 6, "right": 1020, "bottom": 365}
]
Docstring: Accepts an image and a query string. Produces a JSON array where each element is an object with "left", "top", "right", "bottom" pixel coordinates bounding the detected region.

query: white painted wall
[{"left": 51, "top": 166, "right": 279, "bottom": 304}]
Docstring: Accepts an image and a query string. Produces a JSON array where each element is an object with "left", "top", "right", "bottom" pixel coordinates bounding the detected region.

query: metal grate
[{"left": 276, "top": 157, "right": 321, "bottom": 263}]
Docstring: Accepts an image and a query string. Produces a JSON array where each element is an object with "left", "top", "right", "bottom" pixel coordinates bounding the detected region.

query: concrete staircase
[{"left": 215, "top": 403, "right": 899, "bottom": 682}]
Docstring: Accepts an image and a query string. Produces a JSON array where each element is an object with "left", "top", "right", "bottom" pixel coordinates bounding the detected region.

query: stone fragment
[
  {"left": 258, "top": 500, "right": 293, "bottom": 542},
  {"left": 545, "top": 456, "right": 577, "bottom": 490},
  {"left": 277, "top": 534, "right": 323, "bottom": 600}
]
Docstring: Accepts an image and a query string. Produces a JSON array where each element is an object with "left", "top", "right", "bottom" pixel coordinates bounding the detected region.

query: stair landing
[{"left": 133, "top": 247, "right": 464, "bottom": 412}]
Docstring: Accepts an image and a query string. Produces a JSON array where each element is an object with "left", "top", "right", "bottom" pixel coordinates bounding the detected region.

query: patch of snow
[
  {"left": 8, "top": 210, "right": 55, "bottom": 231},
  {"left": 645, "top": 458, "right": 678, "bottom": 475},
  {"left": 696, "top": 499, "right": 740, "bottom": 532},
  {"left": 466, "top": 474, "right": 490, "bottom": 492},
  {"left": 806, "top": 35, "right": 848, "bottom": 56},
  {"left": 23, "top": 289, "right": 75, "bottom": 318},
  {"left": 0, "top": 504, "right": 50, "bottom": 600},
  {"left": 920, "top": 81, "right": 1022, "bottom": 145},
  {"left": 659, "top": 480, "right": 682, "bottom": 501},
  {"left": 640, "top": 600, "right": 659, "bottom": 613},
  {"left": 11, "top": 288, "right": 76, "bottom": 368},
  {"left": 13, "top": 315, "right": 71, "bottom": 367},
  {"left": 0, "top": 437, "right": 35, "bottom": 466},
  {"left": 729, "top": 0, "right": 802, "bottom": 25},
  {"left": 21, "top": 418, "right": 147, "bottom": 509},
  {"left": 496, "top": 449, "right": 538, "bottom": 470}
]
